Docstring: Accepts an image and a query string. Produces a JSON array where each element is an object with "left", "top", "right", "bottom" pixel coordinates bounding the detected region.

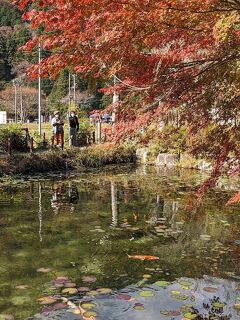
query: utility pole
[
  {"left": 38, "top": 41, "right": 42, "bottom": 135},
  {"left": 13, "top": 79, "right": 17, "bottom": 123},
  {"left": 73, "top": 74, "right": 76, "bottom": 108},
  {"left": 112, "top": 74, "right": 119, "bottom": 127}
]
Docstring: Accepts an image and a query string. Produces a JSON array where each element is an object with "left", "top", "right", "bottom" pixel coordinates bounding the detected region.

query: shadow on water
[{"left": 0, "top": 166, "right": 239, "bottom": 319}]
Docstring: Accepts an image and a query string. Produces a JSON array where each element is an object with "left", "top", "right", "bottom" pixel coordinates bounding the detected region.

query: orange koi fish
[{"left": 128, "top": 255, "right": 159, "bottom": 261}]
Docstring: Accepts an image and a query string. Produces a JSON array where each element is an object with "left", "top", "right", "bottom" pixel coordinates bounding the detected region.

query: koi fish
[{"left": 128, "top": 254, "right": 159, "bottom": 261}]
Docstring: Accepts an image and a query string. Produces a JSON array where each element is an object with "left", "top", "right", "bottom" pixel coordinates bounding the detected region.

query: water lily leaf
[
  {"left": 38, "top": 296, "right": 57, "bottom": 305},
  {"left": 203, "top": 287, "right": 218, "bottom": 293},
  {"left": 81, "top": 302, "right": 97, "bottom": 310},
  {"left": 171, "top": 290, "right": 181, "bottom": 295},
  {"left": 234, "top": 304, "right": 240, "bottom": 310},
  {"left": 155, "top": 280, "right": 170, "bottom": 287},
  {"left": 0, "top": 315, "right": 14, "bottom": 320},
  {"left": 53, "top": 302, "right": 67, "bottom": 310},
  {"left": 184, "top": 312, "right": 198, "bottom": 319},
  {"left": 97, "top": 288, "right": 112, "bottom": 294},
  {"left": 139, "top": 290, "right": 154, "bottom": 298},
  {"left": 116, "top": 293, "right": 132, "bottom": 301},
  {"left": 82, "top": 276, "right": 97, "bottom": 283},
  {"left": 82, "top": 311, "right": 97, "bottom": 318},
  {"left": 134, "top": 303, "right": 145, "bottom": 311},
  {"left": 87, "top": 290, "right": 99, "bottom": 296},
  {"left": 64, "top": 282, "right": 77, "bottom": 288},
  {"left": 171, "top": 292, "right": 189, "bottom": 301},
  {"left": 179, "top": 280, "right": 192, "bottom": 287},
  {"left": 62, "top": 288, "right": 78, "bottom": 295},
  {"left": 37, "top": 268, "right": 52, "bottom": 273},
  {"left": 78, "top": 287, "right": 91, "bottom": 292},
  {"left": 213, "top": 302, "right": 225, "bottom": 309},
  {"left": 160, "top": 310, "right": 181, "bottom": 316}
]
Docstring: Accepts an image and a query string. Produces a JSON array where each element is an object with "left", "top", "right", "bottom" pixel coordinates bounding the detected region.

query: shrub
[
  {"left": 77, "top": 143, "right": 136, "bottom": 167},
  {"left": 0, "top": 124, "right": 29, "bottom": 152}
]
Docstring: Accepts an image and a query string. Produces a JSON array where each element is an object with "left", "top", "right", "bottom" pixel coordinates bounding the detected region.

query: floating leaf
[
  {"left": 171, "top": 292, "right": 189, "bottom": 301},
  {"left": 116, "top": 293, "right": 132, "bottom": 301},
  {"left": 134, "top": 303, "right": 145, "bottom": 311},
  {"left": 82, "top": 311, "right": 97, "bottom": 318},
  {"left": 37, "top": 268, "right": 52, "bottom": 273},
  {"left": 97, "top": 288, "right": 112, "bottom": 294},
  {"left": 234, "top": 304, "right": 240, "bottom": 310},
  {"left": 143, "top": 274, "right": 152, "bottom": 279},
  {"left": 52, "top": 303, "right": 67, "bottom": 310},
  {"left": 81, "top": 302, "right": 97, "bottom": 310},
  {"left": 155, "top": 280, "right": 170, "bottom": 287},
  {"left": 87, "top": 290, "right": 99, "bottom": 296},
  {"left": 82, "top": 276, "right": 97, "bottom": 283},
  {"left": 64, "top": 282, "right": 77, "bottom": 288},
  {"left": 38, "top": 296, "right": 57, "bottom": 305},
  {"left": 78, "top": 287, "right": 91, "bottom": 292},
  {"left": 213, "top": 302, "right": 225, "bottom": 309},
  {"left": 139, "top": 290, "right": 154, "bottom": 298},
  {"left": 62, "top": 288, "right": 78, "bottom": 295},
  {"left": 160, "top": 310, "right": 181, "bottom": 316},
  {"left": 184, "top": 312, "right": 198, "bottom": 319},
  {"left": 203, "top": 287, "right": 218, "bottom": 293}
]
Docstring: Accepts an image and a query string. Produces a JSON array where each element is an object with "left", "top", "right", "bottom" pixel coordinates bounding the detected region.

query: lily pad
[
  {"left": 184, "top": 312, "right": 198, "bottom": 319},
  {"left": 38, "top": 296, "right": 57, "bottom": 305},
  {"left": 143, "top": 274, "right": 152, "bottom": 279},
  {"left": 78, "top": 287, "right": 91, "bottom": 292},
  {"left": 234, "top": 304, "right": 240, "bottom": 310},
  {"left": 161, "top": 310, "right": 181, "bottom": 316},
  {"left": 116, "top": 293, "right": 132, "bottom": 301},
  {"left": 171, "top": 291, "right": 189, "bottom": 301},
  {"left": 87, "top": 290, "right": 100, "bottom": 296},
  {"left": 155, "top": 280, "right": 170, "bottom": 287},
  {"left": 81, "top": 302, "right": 97, "bottom": 310},
  {"left": 97, "top": 288, "right": 112, "bottom": 294},
  {"left": 134, "top": 303, "right": 145, "bottom": 311},
  {"left": 64, "top": 282, "right": 77, "bottom": 288},
  {"left": 82, "top": 311, "right": 97, "bottom": 318},
  {"left": 62, "top": 288, "right": 78, "bottom": 295},
  {"left": 82, "top": 276, "right": 97, "bottom": 283},
  {"left": 213, "top": 302, "right": 225, "bottom": 309},
  {"left": 139, "top": 290, "right": 154, "bottom": 298}
]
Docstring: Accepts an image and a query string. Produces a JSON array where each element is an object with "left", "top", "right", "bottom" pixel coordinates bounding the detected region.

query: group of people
[{"left": 51, "top": 110, "right": 79, "bottom": 149}]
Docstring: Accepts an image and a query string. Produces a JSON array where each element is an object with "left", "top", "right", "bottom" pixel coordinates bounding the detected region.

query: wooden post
[
  {"left": 97, "top": 120, "right": 102, "bottom": 144},
  {"left": 92, "top": 131, "right": 95, "bottom": 144},
  {"left": 7, "top": 138, "right": 12, "bottom": 155},
  {"left": 30, "top": 137, "right": 34, "bottom": 153}
]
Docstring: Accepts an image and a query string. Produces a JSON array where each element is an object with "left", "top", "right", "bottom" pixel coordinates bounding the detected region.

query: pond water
[{"left": 0, "top": 166, "right": 239, "bottom": 320}]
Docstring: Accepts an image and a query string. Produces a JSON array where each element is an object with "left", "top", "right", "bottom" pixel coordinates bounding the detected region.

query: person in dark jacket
[{"left": 69, "top": 111, "right": 79, "bottom": 146}]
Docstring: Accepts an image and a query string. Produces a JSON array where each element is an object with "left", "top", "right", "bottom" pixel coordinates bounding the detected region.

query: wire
[{"left": 114, "top": 74, "right": 152, "bottom": 91}]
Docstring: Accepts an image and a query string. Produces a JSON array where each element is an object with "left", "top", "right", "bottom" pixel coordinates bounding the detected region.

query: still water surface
[{"left": 0, "top": 166, "right": 239, "bottom": 319}]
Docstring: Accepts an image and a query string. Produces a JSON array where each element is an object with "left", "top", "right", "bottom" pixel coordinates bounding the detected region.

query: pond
[{"left": 0, "top": 166, "right": 239, "bottom": 320}]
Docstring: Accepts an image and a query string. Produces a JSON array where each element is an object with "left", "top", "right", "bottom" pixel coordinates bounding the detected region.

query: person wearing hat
[{"left": 51, "top": 111, "right": 64, "bottom": 150}]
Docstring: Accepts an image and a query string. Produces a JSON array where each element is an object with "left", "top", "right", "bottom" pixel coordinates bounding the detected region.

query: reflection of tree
[{"left": 111, "top": 181, "right": 118, "bottom": 227}]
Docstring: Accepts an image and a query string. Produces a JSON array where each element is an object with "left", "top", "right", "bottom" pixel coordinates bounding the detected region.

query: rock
[
  {"left": 136, "top": 148, "right": 150, "bottom": 164},
  {"left": 156, "top": 153, "right": 179, "bottom": 167}
]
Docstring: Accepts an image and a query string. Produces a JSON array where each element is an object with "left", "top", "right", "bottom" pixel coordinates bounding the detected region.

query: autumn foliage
[{"left": 17, "top": 0, "right": 240, "bottom": 200}]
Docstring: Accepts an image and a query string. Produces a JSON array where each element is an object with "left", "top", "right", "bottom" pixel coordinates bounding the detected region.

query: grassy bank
[{"left": 0, "top": 144, "right": 136, "bottom": 177}]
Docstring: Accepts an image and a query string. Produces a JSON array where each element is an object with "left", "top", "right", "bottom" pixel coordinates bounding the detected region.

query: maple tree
[{"left": 17, "top": 0, "right": 240, "bottom": 201}]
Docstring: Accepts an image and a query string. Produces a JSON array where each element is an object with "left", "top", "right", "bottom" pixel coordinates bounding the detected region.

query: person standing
[
  {"left": 69, "top": 111, "right": 79, "bottom": 146},
  {"left": 51, "top": 110, "right": 64, "bottom": 150}
]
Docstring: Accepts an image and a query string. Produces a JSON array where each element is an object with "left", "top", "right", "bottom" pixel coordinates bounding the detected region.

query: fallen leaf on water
[
  {"left": 183, "top": 312, "right": 198, "bottom": 319},
  {"left": 38, "top": 296, "right": 57, "bottom": 305},
  {"left": 212, "top": 302, "right": 225, "bottom": 309},
  {"left": 52, "top": 302, "right": 67, "bottom": 310},
  {"left": 86, "top": 290, "right": 99, "bottom": 296},
  {"left": 62, "top": 288, "right": 78, "bottom": 295},
  {"left": 143, "top": 274, "right": 152, "bottom": 279},
  {"left": 155, "top": 280, "right": 170, "bottom": 287},
  {"left": 37, "top": 268, "right": 52, "bottom": 273},
  {"left": 234, "top": 304, "right": 240, "bottom": 310},
  {"left": 83, "top": 311, "right": 97, "bottom": 318},
  {"left": 139, "top": 290, "right": 154, "bottom": 298},
  {"left": 64, "top": 282, "right": 77, "bottom": 288}
]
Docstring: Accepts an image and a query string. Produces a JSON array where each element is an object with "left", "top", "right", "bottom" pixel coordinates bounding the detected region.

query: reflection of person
[
  {"left": 51, "top": 111, "right": 64, "bottom": 150},
  {"left": 69, "top": 111, "right": 79, "bottom": 146},
  {"left": 51, "top": 183, "right": 64, "bottom": 215}
]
